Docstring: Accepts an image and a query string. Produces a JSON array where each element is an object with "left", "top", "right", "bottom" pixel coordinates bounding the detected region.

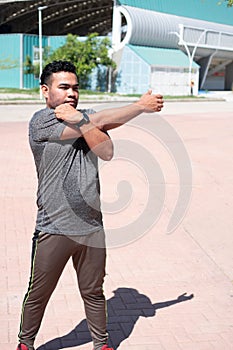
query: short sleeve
[{"left": 29, "top": 108, "right": 66, "bottom": 142}]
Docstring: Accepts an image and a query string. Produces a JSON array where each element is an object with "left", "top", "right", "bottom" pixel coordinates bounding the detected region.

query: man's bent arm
[{"left": 55, "top": 106, "right": 114, "bottom": 161}]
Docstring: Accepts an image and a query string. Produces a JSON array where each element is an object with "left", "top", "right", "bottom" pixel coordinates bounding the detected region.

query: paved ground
[{"left": 0, "top": 97, "right": 233, "bottom": 349}]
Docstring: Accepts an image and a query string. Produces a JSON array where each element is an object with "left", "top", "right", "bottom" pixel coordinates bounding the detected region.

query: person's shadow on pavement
[{"left": 37, "top": 288, "right": 194, "bottom": 350}]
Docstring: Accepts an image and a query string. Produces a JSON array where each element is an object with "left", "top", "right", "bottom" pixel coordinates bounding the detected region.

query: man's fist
[
  {"left": 54, "top": 104, "right": 83, "bottom": 124},
  {"left": 136, "top": 90, "right": 164, "bottom": 113}
]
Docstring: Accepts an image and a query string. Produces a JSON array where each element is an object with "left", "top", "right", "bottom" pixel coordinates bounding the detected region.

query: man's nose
[{"left": 67, "top": 88, "right": 77, "bottom": 96}]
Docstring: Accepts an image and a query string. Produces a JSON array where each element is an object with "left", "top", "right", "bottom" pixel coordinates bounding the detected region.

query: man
[{"left": 17, "top": 60, "right": 164, "bottom": 350}]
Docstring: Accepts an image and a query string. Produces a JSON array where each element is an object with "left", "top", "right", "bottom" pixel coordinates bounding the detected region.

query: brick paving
[{"left": 0, "top": 100, "right": 233, "bottom": 349}]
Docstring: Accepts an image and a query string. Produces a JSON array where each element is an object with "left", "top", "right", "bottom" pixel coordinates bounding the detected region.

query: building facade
[
  {"left": 113, "top": 0, "right": 233, "bottom": 95},
  {"left": 0, "top": 34, "right": 65, "bottom": 89},
  {"left": 0, "top": 0, "right": 232, "bottom": 94}
]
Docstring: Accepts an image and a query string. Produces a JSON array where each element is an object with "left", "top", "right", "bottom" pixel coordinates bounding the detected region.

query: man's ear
[{"left": 41, "top": 84, "right": 49, "bottom": 98}]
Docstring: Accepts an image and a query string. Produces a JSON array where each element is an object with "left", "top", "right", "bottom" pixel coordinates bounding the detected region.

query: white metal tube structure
[
  {"left": 38, "top": 6, "right": 47, "bottom": 99},
  {"left": 170, "top": 28, "right": 207, "bottom": 94}
]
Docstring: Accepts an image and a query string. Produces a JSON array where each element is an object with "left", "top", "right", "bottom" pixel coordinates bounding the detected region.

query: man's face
[{"left": 42, "top": 71, "right": 79, "bottom": 109}]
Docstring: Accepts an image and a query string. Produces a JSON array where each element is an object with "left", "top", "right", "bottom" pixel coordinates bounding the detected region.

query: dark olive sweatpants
[{"left": 18, "top": 230, "right": 108, "bottom": 350}]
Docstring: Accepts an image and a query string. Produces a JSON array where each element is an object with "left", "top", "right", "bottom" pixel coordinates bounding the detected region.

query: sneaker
[
  {"left": 101, "top": 346, "right": 114, "bottom": 350},
  {"left": 16, "top": 344, "right": 29, "bottom": 350}
]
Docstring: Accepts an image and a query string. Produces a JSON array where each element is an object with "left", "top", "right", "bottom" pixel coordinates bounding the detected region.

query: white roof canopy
[{"left": 112, "top": 5, "right": 233, "bottom": 59}]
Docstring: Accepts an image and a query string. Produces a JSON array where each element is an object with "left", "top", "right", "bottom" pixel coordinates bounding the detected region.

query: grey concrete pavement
[{"left": 0, "top": 99, "right": 233, "bottom": 349}]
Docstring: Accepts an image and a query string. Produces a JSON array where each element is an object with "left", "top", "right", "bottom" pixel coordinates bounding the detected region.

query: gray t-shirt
[{"left": 29, "top": 107, "right": 104, "bottom": 236}]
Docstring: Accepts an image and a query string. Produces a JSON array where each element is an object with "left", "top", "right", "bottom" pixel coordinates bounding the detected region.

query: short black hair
[{"left": 40, "top": 60, "right": 78, "bottom": 85}]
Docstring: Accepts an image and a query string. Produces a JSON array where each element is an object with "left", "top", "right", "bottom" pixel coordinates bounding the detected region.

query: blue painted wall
[
  {"left": 0, "top": 34, "right": 48, "bottom": 89},
  {"left": 0, "top": 34, "right": 22, "bottom": 88},
  {"left": 48, "top": 36, "right": 66, "bottom": 51},
  {"left": 23, "top": 34, "right": 48, "bottom": 89},
  {"left": 116, "top": 45, "right": 150, "bottom": 94}
]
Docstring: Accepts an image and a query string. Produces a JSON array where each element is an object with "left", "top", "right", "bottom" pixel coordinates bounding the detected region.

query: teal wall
[
  {"left": 116, "top": 45, "right": 150, "bottom": 94},
  {"left": 0, "top": 34, "right": 22, "bottom": 88},
  {"left": 0, "top": 34, "right": 49, "bottom": 89},
  {"left": 118, "top": 0, "right": 233, "bottom": 26},
  {"left": 0, "top": 34, "right": 96, "bottom": 89},
  {"left": 23, "top": 34, "right": 48, "bottom": 89},
  {"left": 48, "top": 36, "right": 66, "bottom": 52}
]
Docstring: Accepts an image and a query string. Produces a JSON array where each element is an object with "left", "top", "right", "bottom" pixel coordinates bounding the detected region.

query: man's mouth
[{"left": 65, "top": 100, "right": 77, "bottom": 106}]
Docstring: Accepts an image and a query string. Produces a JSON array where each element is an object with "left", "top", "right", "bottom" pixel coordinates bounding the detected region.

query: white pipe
[{"left": 38, "top": 6, "right": 47, "bottom": 99}]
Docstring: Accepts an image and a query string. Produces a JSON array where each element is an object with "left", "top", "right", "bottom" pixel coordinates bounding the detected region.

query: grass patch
[
  {"left": 0, "top": 87, "right": 39, "bottom": 94},
  {"left": 0, "top": 88, "right": 206, "bottom": 100},
  {"left": 164, "top": 95, "right": 204, "bottom": 99}
]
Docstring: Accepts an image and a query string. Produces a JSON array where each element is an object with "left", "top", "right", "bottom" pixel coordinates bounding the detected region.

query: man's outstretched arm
[
  {"left": 92, "top": 90, "right": 164, "bottom": 131},
  {"left": 54, "top": 90, "right": 164, "bottom": 140}
]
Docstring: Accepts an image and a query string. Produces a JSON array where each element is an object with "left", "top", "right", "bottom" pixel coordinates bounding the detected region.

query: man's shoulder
[
  {"left": 29, "top": 107, "right": 55, "bottom": 126},
  {"left": 30, "top": 107, "right": 52, "bottom": 120}
]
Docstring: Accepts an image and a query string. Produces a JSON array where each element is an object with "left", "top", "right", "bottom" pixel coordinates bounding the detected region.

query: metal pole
[
  {"left": 108, "top": 66, "right": 112, "bottom": 93},
  {"left": 38, "top": 6, "right": 47, "bottom": 99},
  {"left": 170, "top": 29, "right": 207, "bottom": 95},
  {"left": 180, "top": 40, "right": 192, "bottom": 95}
]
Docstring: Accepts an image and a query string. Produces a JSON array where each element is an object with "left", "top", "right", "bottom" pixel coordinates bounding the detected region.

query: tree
[
  {"left": 24, "top": 47, "right": 51, "bottom": 78},
  {"left": 45, "top": 33, "right": 116, "bottom": 89},
  {"left": 24, "top": 55, "right": 35, "bottom": 75},
  {"left": 218, "top": 0, "right": 233, "bottom": 6}
]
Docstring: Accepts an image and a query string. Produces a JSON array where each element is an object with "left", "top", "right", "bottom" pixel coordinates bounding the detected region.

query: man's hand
[
  {"left": 135, "top": 89, "right": 164, "bottom": 113},
  {"left": 54, "top": 103, "right": 113, "bottom": 161},
  {"left": 54, "top": 104, "right": 83, "bottom": 124}
]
